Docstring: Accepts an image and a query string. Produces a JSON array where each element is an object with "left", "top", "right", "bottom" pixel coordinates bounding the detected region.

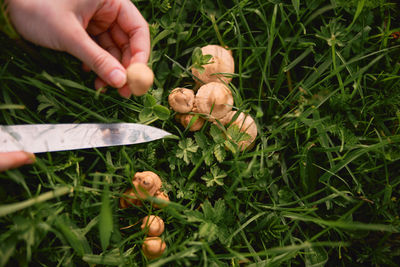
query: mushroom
[
  {"left": 195, "top": 82, "right": 233, "bottom": 121},
  {"left": 120, "top": 171, "right": 163, "bottom": 208},
  {"left": 219, "top": 111, "right": 258, "bottom": 151},
  {"left": 191, "top": 45, "right": 234, "bottom": 86},
  {"left": 142, "top": 237, "right": 166, "bottom": 260},
  {"left": 132, "top": 171, "right": 162, "bottom": 198},
  {"left": 168, "top": 88, "right": 195, "bottom": 113},
  {"left": 120, "top": 188, "right": 142, "bottom": 208},
  {"left": 175, "top": 113, "right": 205, "bottom": 132},
  {"left": 126, "top": 63, "right": 154, "bottom": 96},
  {"left": 141, "top": 215, "right": 165, "bottom": 236},
  {"left": 153, "top": 191, "right": 170, "bottom": 209}
]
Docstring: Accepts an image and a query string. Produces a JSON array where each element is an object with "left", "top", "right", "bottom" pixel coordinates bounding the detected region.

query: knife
[{"left": 0, "top": 123, "right": 172, "bottom": 153}]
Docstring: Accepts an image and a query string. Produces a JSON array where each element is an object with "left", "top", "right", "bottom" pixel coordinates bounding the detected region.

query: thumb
[
  {"left": 62, "top": 18, "right": 127, "bottom": 88},
  {"left": 0, "top": 152, "right": 35, "bottom": 172}
]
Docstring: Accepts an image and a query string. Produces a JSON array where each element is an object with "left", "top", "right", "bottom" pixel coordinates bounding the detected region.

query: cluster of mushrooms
[
  {"left": 168, "top": 45, "right": 258, "bottom": 151},
  {"left": 119, "top": 46, "right": 258, "bottom": 261},
  {"left": 120, "top": 171, "right": 168, "bottom": 259}
]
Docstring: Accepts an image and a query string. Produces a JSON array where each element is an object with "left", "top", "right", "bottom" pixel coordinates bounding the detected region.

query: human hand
[
  {"left": 6, "top": 0, "right": 150, "bottom": 98},
  {"left": 0, "top": 152, "right": 35, "bottom": 172}
]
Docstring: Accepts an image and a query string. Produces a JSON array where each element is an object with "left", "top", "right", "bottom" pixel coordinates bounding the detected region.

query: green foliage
[
  {"left": 0, "top": 1, "right": 19, "bottom": 39},
  {"left": 185, "top": 199, "right": 232, "bottom": 245},
  {"left": 99, "top": 184, "right": 113, "bottom": 251},
  {"left": 201, "top": 166, "right": 227, "bottom": 187},
  {"left": 139, "top": 94, "right": 170, "bottom": 122},
  {"left": 191, "top": 47, "right": 213, "bottom": 74},
  {"left": 175, "top": 138, "right": 199, "bottom": 165},
  {"left": 1, "top": 0, "right": 400, "bottom": 265}
]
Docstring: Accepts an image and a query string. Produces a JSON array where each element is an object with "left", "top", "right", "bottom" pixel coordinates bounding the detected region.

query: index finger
[
  {"left": 117, "top": 0, "right": 150, "bottom": 64},
  {"left": 0, "top": 152, "right": 35, "bottom": 172}
]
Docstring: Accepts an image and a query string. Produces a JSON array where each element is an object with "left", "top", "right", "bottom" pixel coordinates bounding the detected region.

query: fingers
[
  {"left": 63, "top": 16, "right": 127, "bottom": 88},
  {"left": 117, "top": 0, "right": 150, "bottom": 64},
  {"left": 94, "top": 77, "right": 107, "bottom": 91},
  {"left": 0, "top": 152, "right": 35, "bottom": 172},
  {"left": 73, "top": 0, "right": 150, "bottom": 97},
  {"left": 97, "top": 31, "right": 122, "bottom": 62},
  {"left": 118, "top": 85, "right": 132, "bottom": 99},
  {"left": 110, "top": 24, "right": 132, "bottom": 68}
]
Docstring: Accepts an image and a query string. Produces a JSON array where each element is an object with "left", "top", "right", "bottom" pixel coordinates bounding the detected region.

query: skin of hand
[
  {"left": 6, "top": 0, "right": 150, "bottom": 98},
  {"left": 0, "top": 152, "right": 35, "bottom": 172}
]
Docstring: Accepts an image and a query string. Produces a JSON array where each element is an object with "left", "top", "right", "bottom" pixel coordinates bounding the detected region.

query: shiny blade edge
[{"left": 0, "top": 123, "right": 172, "bottom": 153}]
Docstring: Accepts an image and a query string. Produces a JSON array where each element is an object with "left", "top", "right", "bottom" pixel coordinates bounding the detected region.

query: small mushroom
[
  {"left": 141, "top": 215, "right": 165, "bottom": 236},
  {"left": 120, "top": 171, "right": 163, "bottom": 208},
  {"left": 132, "top": 171, "right": 162, "bottom": 198},
  {"left": 120, "top": 188, "right": 142, "bottom": 208},
  {"left": 153, "top": 191, "right": 170, "bottom": 209},
  {"left": 195, "top": 82, "right": 233, "bottom": 121},
  {"left": 191, "top": 45, "right": 234, "bottom": 86},
  {"left": 221, "top": 111, "right": 258, "bottom": 151},
  {"left": 142, "top": 237, "right": 166, "bottom": 260},
  {"left": 175, "top": 113, "right": 205, "bottom": 132},
  {"left": 168, "top": 88, "right": 195, "bottom": 113},
  {"left": 126, "top": 63, "right": 154, "bottom": 96}
]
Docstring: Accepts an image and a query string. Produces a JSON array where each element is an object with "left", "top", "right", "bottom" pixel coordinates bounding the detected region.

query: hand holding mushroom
[{"left": 6, "top": 0, "right": 151, "bottom": 98}]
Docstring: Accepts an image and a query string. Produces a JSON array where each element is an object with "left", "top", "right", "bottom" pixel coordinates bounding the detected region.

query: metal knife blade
[{"left": 0, "top": 123, "right": 172, "bottom": 153}]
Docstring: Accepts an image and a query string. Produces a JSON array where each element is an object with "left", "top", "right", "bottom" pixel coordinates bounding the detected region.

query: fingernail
[
  {"left": 23, "top": 152, "right": 36, "bottom": 164},
  {"left": 108, "top": 69, "right": 126, "bottom": 88}
]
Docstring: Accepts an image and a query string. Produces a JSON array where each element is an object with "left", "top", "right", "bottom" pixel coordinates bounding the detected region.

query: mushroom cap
[
  {"left": 224, "top": 111, "right": 258, "bottom": 151},
  {"left": 176, "top": 113, "right": 205, "bottom": 131},
  {"left": 191, "top": 45, "right": 234, "bottom": 85},
  {"left": 126, "top": 63, "right": 154, "bottom": 96},
  {"left": 119, "top": 188, "right": 142, "bottom": 208},
  {"left": 215, "top": 110, "right": 236, "bottom": 126},
  {"left": 142, "top": 237, "right": 166, "bottom": 260},
  {"left": 152, "top": 191, "right": 170, "bottom": 209},
  {"left": 195, "top": 82, "right": 233, "bottom": 121},
  {"left": 132, "top": 171, "right": 162, "bottom": 198},
  {"left": 141, "top": 215, "right": 165, "bottom": 237},
  {"left": 168, "top": 88, "right": 195, "bottom": 113}
]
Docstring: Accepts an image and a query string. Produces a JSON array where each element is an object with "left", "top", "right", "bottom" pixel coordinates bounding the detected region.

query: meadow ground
[{"left": 1, "top": 0, "right": 400, "bottom": 266}]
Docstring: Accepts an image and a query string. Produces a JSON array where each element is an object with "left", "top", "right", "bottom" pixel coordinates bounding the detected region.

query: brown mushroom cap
[
  {"left": 224, "top": 111, "right": 258, "bottom": 151},
  {"left": 132, "top": 171, "right": 162, "bottom": 198},
  {"left": 126, "top": 63, "right": 154, "bottom": 96},
  {"left": 141, "top": 215, "right": 165, "bottom": 237},
  {"left": 191, "top": 45, "right": 234, "bottom": 85},
  {"left": 120, "top": 188, "right": 142, "bottom": 208},
  {"left": 195, "top": 82, "right": 233, "bottom": 121},
  {"left": 176, "top": 113, "right": 205, "bottom": 131},
  {"left": 168, "top": 88, "right": 195, "bottom": 113},
  {"left": 152, "top": 191, "right": 170, "bottom": 209},
  {"left": 142, "top": 237, "right": 166, "bottom": 260},
  {"left": 215, "top": 110, "right": 236, "bottom": 126}
]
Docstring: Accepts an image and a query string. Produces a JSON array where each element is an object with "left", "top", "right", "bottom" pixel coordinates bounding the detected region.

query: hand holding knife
[{"left": 0, "top": 123, "right": 172, "bottom": 171}]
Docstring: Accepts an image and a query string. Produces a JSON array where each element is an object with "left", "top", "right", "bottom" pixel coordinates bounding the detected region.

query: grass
[{"left": 1, "top": 0, "right": 400, "bottom": 266}]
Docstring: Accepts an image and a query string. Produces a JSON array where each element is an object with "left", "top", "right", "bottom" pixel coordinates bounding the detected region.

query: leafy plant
[
  {"left": 190, "top": 47, "right": 214, "bottom": 74},
  {"left": 185, "top": 199, "right": 232, "bottom": 245},
  {"left": 201, "top": 166, "right": 227, "bottom": 187},
  {"left": 1, "top": 0, "right": 400, "bottom": 266}
]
